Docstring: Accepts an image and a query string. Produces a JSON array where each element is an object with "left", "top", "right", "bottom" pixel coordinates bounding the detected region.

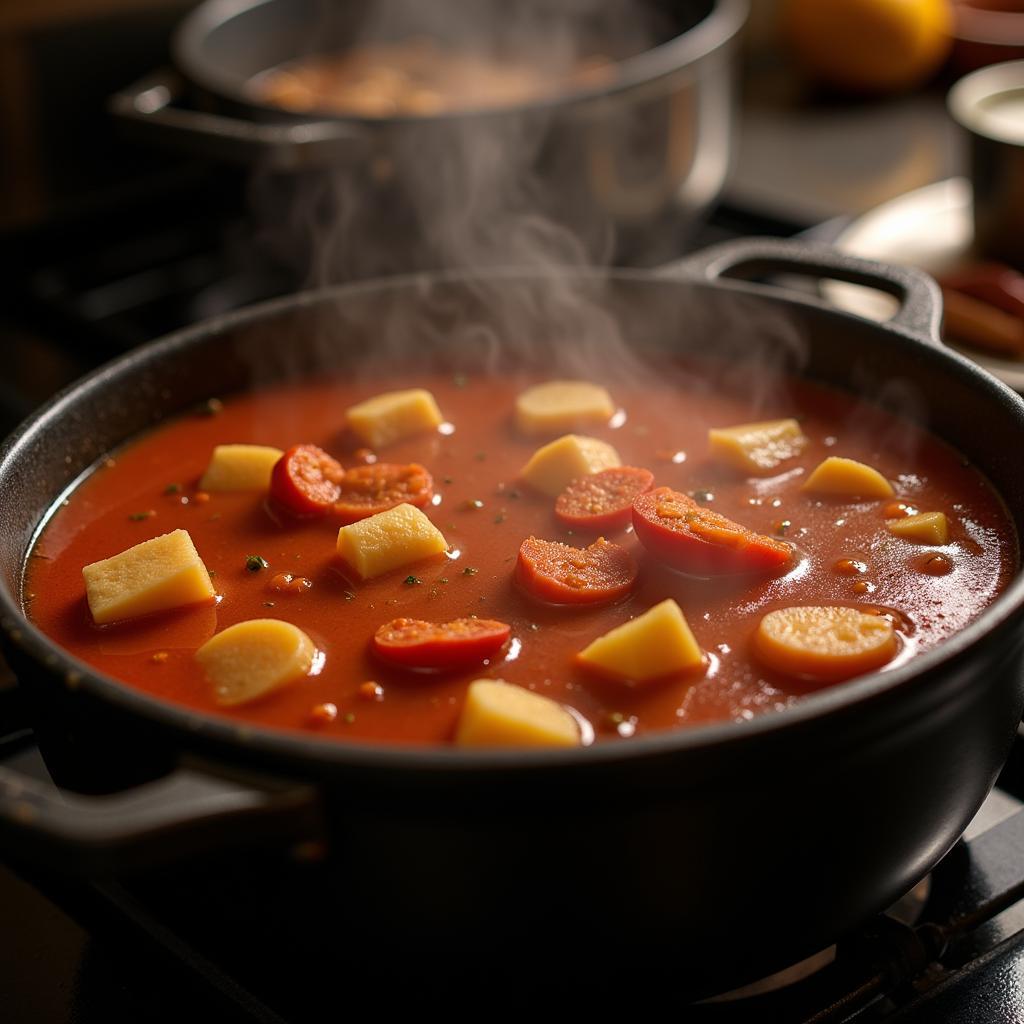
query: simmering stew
[
  {"left": 252, "top": 40, "right": 616, "bottom": 117},
  {"left": 24, "top": 367, "right": 1016, "bottom": 747}
]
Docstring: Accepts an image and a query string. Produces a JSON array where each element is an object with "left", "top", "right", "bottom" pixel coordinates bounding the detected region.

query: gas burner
[{"left": 706, "top": 878, "right": 933, "bottom": 1004}]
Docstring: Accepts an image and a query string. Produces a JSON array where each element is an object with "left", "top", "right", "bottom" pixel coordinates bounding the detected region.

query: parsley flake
[
  {"left": 245, "top": 555, "right": 269, "bottom": 572},
  {"left": 404, "top": 575, "right": 423, "bottom": 586}
]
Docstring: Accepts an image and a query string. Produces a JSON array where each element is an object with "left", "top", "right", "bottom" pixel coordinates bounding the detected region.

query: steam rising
[
  {"left": 240, "top": 0, "right": 818, "bottom": 427},
  {"left": 241, "top": 2, "right": 672, "bottom": 370}
]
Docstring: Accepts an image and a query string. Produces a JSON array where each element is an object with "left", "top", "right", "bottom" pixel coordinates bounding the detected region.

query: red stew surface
[{"left": 24, "top": 369, "right": 1017, "bottom": 746}]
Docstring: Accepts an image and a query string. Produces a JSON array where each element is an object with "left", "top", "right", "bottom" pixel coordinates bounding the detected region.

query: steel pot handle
[
  {"left": 109, "top": 70, "right": 366, "bottom": 171},
  {"left": 0, "top": 690, "right": 322, "bottom": 873},
  {"left": 664, "top": 238, "right": 945, "bottom": 347}
]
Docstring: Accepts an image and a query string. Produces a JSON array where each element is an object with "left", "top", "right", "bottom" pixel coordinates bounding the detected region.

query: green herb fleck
[
  {"left": 202, "top": 397, "right": 223, "bottom": 416},
  {"left": 465, "top": 499, "right": 484, "bottom": 510},
  {"left": 263, "top": 601, "right": 275, "bottom": 608},
  {"left": 508, "top": 488, "right": 521, "bottom": 500},
  {"left": 475, "top": 452, "right": 487, "bottom": 462},
  {"left": 129, "top": 510, "right": 155, "bottom": 521},
  {"left": 164, "top": 483, "right": 182, "bottom": 495},
  {"left": 245, "top": 554, "right": 269, "bottom": 572},
  {"left": 439, "top": 577, "right": 449, "bottom": 584},
  {"left": 493, "top": 509, "right": 507, "bottom": 524},
  {"left": 404, "top": 575, "right": 423, "bottom": 586},
  {"left": 443, "top": 476, "right": 454, "bottom": 485},
  {"left": 343, "top": 712, "right": 356, "bottom": 725},
  {"left": 462, "top": 566, "right": 479, "bottom": 576},
  {"left": 690, "top": 489, "right": 714, "bottom": 503}
]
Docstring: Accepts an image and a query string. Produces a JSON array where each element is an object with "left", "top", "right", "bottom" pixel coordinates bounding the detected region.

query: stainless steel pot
[{"left": 111, "top": 0, "right": 749, "bottom": 267}]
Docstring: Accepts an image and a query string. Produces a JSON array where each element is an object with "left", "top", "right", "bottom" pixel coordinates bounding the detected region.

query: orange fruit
[{"left": 782, "top": 0, "right": 954, "bottom": 95}]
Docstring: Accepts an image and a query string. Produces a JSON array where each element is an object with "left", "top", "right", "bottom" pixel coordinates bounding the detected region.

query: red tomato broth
[{"left": 24, "top": 369, "right": 1017, "bottom": 745}]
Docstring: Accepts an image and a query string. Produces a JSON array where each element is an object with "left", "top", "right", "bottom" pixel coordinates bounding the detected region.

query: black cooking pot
[
  {"left": 111, "top": 0, "right": 748, "bottom": 267},
  {"left": 2, "top": 239, "right": 1024, "bottom": 1002}
]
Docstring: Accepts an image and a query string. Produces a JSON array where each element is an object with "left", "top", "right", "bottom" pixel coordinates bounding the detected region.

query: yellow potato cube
[
  {"left": 198, "top": 444, "right": 284, "bottom": 492},
  {"left": 576, "top": 599, "right": 704, "bottom": 682},
  {"left": 802, "top": 456, "right": 894, "bottom": 499},
  {"left": 82, "top": 529, "right": 215, "bottom": 625},
  {"left": 345, "top": 388, "right": 443, "bottom": 448},
  {"left": 520, "top": 434, "right": 621, "bottom": 497},
  {"left": 754, "top": 606, "right": 897, "bottom": 682},
  {"left": 196, "top": 619, "right": 316, "bottom": 706},
  {"left": 455, "top": 679, "right": 581, "bottom": 748},
  {"left": 336, "top": 502, "right": 448, "bottom": 580},
  {"left": 887, "top": 511, "right": 949, "bottom": 545},
  {"left": 709, "top": 418, "right": 807, "bottom": 475},
  {"left": 515, "top": 380, "right": 616, "bottom": 436}
]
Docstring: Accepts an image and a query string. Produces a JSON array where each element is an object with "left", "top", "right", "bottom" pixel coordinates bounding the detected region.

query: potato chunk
[
  {"left": 887, "top": 511, "right": 949, "bottom": 545},
  {"left": 82, "top": 529, "right": 215, "bottom": 625},
  {"left": 576, "top": 599, "right": 704, "bottom": 682},
  {"left": 336, "top": 502, "right": 448, "bottom": 580},
  {"left": 455, "top": 679, "right": 581, "bottom": 748},
  {"left": 345, "top": 388, "right": 443, "bottom": 448},
  {"left": 754, "top": 606, "right": 897, "bottom": 682},
  {"left": 520, "top": 434, "right": 621, "bottom": 497},
  {"left": 198, "top": 444, "right": 284, "bottom": 492},
  {"left": 196, "top": 619, "right": 316, "bottom": 706},
  {"left": 802, "top": 456, "right": 894, "bottom": 499},
  {"left": 709, "top": 418, "right": 807, "bottom": 475},
  {"left": 515, "top": 380, "right": 615, "bottom": 436}
]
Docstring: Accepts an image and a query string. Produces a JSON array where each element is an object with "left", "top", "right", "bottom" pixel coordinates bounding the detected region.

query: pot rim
[
  {"left": 172, "top": 0, "right": 750, "bottom": 126},
  {"left": 4, "top": 264, "right": 1024, "bottom": 774}
]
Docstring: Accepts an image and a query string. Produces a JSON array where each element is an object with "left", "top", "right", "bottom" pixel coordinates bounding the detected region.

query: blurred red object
[{"left": 952, "top": 1, "right": 1024, "bottom": 72}]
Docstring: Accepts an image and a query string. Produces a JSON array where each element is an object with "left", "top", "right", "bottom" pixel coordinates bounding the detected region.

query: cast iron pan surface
[{"left": 1, "top": 240, "right": 1023, "bottom": 998}]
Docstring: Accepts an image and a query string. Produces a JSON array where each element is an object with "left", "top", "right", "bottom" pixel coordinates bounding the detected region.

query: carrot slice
[
  {"left": 753, "top": 605, "right": 897, "bottom": 682},
  {"left": 554, "top": 466, "right": 655, "bottom": 531},
  {"left": 515, "top": 536, "right": 637, "bottom": 605},
  {"left": 632, "top": 486, "right": 791, "bottom": 575},
  {"left": 270, "top": 444, "right": 344, "bottom": 516},
  {"left": 333, "top": 463, "right": 433, "bottom": 523},
  {"left": 372, "top": 617, "right": 511, "bottom": 671}
]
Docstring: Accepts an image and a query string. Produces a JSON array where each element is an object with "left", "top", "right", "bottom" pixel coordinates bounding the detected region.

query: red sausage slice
[
  {"left": 515, "top": 536, "right": 638, "bottom": 605},
  {"left": 270, "top": 444, "right": 344, "bottom": 516},
  {"left": 372, "top": 617, "right": 511, "bottom": 671},
  {"left": 555, "top": 466, "right": 655, "bottom": 531},
  {"left": 333, "top": 463, "right": 434, "bottom": 523},
  {"left": 632, "top": 486, "right": 792, "bottom": 575}
]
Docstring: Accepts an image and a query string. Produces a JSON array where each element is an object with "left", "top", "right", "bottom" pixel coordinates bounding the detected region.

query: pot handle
[
  {"left": 109, "top": 70, "right": 366, "bottom": 170},
  {"left": 0, "top": 736, "right": 323, "bottom": 875},
  {"left": 664, "top": 238, "right": 944, "bottom": 347}
]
